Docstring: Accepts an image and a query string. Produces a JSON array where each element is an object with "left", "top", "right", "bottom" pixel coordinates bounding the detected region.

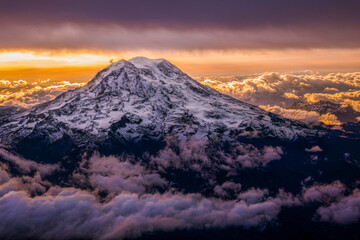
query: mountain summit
[{"left": 0, "top": 57, "right": 315, "bottom": 161}]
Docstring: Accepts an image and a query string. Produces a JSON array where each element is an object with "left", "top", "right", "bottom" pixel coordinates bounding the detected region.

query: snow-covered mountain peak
[
  {"left": 129, "top": 56, "right": 166, "bottom": 68},
  {"left": 128, "top": 56, "right": 184, "bottom": 78},
  {"left": 0, "top": 57, "right": 319, "bottom": 147},
  {"left": 84, "top": 57, "right": 185, "bottom": 92}
]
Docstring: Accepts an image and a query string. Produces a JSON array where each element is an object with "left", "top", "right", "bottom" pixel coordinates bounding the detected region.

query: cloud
[
  {"left": 0, "top": 155, "right": 301, "bottom": 240},
  {"left": 151, "top": 138, "right": 283, "bottom": 174},
  {"left": 198, "top": 72, "right": 360, "bottom": 109},
  {"left": 232, "top": 145, "right": 283, "bottom": 168},
  {"left": 1, "top": 151, "right": 296, "bottom": 239},
  {"left": 237, "top": 188, "right": 269, "bottom": 204},
  {"left": 0, "top": 148, "right": 58, "bottom": 197},
  {"left": 81, "top": 153, "right": 167, "bottom": 196},
  {"left": 214, "top": 181, "right": 242, "bottom": 198},
  {"left": 316, "top": 189, "right": 360, "bottom": 224},
  {"left": 305, "top": 91, "right": 360, "bottom": 112},
  {"left": 1, "top": 0, "right": 359, "bottom": 29},
  {"left": 1, "top": 1, "right": 360, "bottom": 50},
  {"left": 0, "top": 147, "right": 58, "bottom": 177},
  {"left": 260, "top": 105, "right": 343, "bottom": 126},
  {"left": 0, "top": 188, "right": 296, "bottom": 240},
  {"left": 4, "top": 24, "right": 360, "bottom": 51},
  {"left": 1, "top": 145, "right": 360, "bottom": 239},
  {"left": 300, "top": 181, "right": 360, "bottom": 224},
  {"left": 305, "top": 146, "right": 323, "bottom": 152},
  {"left": 150, "top": 137, "right": 211, "bottom": 172},
  {"left": 302, "top": 181, "right": 346, "bottom": 203},
  {"left": 300, "top": 182, "right": 360, "bottom": 225},
  {"left": 319, "top": 113, "right": 341, "bottom": 125},
  {"left": 283, "top": 93, "right": 300, "bottom": 99},
  {"left": 259, "top": 105, "right": 321, "bottom": 125},
  {"left": 0, "top": 79, "right": 85, "bottom": 108}
]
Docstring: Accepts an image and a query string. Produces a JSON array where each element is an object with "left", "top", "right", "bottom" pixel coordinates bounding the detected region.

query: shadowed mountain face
[{"left": 0, "top": 58, "right": 360, "bottom": 240}]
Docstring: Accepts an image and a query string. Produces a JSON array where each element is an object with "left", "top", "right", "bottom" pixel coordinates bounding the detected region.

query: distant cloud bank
[
  {"left": 0, "top": 79, "right": 85, "bottom": 108},
  {"left": 198, "top": 72, "right": 360, "bottom": 125}
]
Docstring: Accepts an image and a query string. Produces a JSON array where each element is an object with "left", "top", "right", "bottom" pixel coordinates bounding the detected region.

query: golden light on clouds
[
  {"left": 2, "top": 48, "right": 360, "bottom": 81},
  {"left": 0, "top": 78, "right": 86, "bottom": 108},
  {"left": 0, "top": 50, "right": 114, "bottom": 69}
]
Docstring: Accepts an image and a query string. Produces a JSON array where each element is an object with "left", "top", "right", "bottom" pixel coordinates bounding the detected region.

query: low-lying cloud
[
  {"left": 0, "top": 148, "right": 359, "bottom": 239},
  {"left": 151, "top": 137, "right": 283, "bottom": 175},
  {"left": 0, "top": 79, "right": 85, "bottom": 108},
  {"left": 80, "top": 154, "right": 167, "bottom": 196},
  {"left": 302, "top": 181, "right": 360, "bottom": 224},
  {"left": 0, "top": 149, "right": 300, "bottom": 240},
  {"left": 198, "top": 72, "right": 360, "bottom": 125},
  {"left": 0, "top": 188, "right": 291, "bottom": 240}
]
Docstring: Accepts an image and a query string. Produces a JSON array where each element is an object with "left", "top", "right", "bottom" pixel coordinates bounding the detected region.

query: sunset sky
[{"left": 1, "top": 0, "right": 360, "bottom": 82}]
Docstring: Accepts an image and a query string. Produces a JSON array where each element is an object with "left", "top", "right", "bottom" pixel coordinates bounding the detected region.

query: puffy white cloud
[
  {"left": 81, "top": 153, "right": 167, "bottom": 195},
  {"left": 151, "top": 137, "right": 283, "bottom": 173},
  {"left": 237, "top": 188, "right": 269, "bottom": 204},
  {"left": 316, "top": 189, "right": 360, "bottom": 224},
  {"left": 0, "top": 159, "right": 302, "bottom": 240},
  {"left": 302, "top": 181, "right": 346, "bottom": 203},
  {"left": 0, "top": 188, "right": 293, "bottom": 240},
  {"left": 0, "top": 147, "right": 60, "bottom": 198},
  {"left": 232, "top": 145, "right": 283, "bottom": 168},
  {"left": 300, "top": 181, "right": 360, "bottom": 224},
  {"left": 1, "top": 145, "right": 360, "bottom": 239},
  {"left": 214, "top": 181, "right": 242, "bottom": 198},
  {"left": 0, "top": 148, "right": 58, "bottom": 177},
  {"left": 0, "top": 148, "right": 304, "bottom": 239},
  {"left": 150, "top": 137, "right": 211, "bottom": 172},
  {"left": 198, "top": 72, "right": 360, "bottom": 124}
]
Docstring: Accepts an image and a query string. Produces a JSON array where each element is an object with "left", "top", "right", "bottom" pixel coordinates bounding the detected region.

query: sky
[
  {"left": 2, "top": 0, "right": 360, "bottom": 125},
  {"left": 2, "top": 3, "right": 360, "bottom": 236},
  {"left": 1, "top": 0, "right": 360, "bottom": 80}
]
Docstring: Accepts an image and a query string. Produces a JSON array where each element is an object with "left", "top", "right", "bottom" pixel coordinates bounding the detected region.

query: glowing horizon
[{"left": 2, "top": 48, "right": 360, "bottom": 83}]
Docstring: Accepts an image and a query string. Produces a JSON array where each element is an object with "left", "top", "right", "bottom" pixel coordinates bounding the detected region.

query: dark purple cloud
[
  {"left": 1, "top": 0, "right": 359, "bottom": 29},
  {"left": 0, "top": 0, "right": 360, "bottom": 50}
]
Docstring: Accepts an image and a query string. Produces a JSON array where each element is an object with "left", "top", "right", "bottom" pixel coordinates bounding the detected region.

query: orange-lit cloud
[
  {"left": 198, "top": 71, "right": 360, "bottom": 124},
  {"left": 0, "top": 79, "right": 85, "bottom": 108},
  {"left": 259, "top": 105, "right": 342, "bottom": 126},
  {"left": 198, "top": 72, "right": 360, "bottom": 107},
  {"left": 259, "top": 105, "right": 321, "bottom": 125}
]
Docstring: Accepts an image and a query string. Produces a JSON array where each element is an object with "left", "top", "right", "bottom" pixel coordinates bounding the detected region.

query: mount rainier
[{"left": 0, "top": 57, "right": 319, "bottom": 160}]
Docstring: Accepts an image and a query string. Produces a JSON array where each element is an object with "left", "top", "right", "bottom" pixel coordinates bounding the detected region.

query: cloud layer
[
  {"left": 0, "top": 79, "right": 85, "bottom": 108},
  {"left": 1, "top": 1, "right": 360, "bottom": 50},
  {"left": 0, "top": 149, "right": 298, "bottom": 239},
  {"left": 198, "top": 72, "right": 360, "bottom": 125},
  {"left": 0, "top": 146, "right": 359, "bottom": 239}
]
